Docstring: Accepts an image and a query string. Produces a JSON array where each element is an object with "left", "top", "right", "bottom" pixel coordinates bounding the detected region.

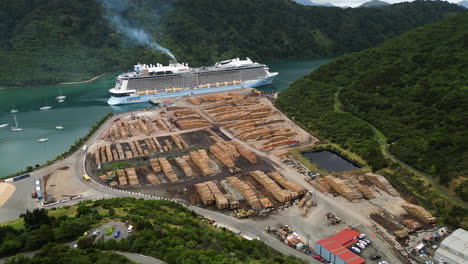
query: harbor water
[{"left": 0, "top": 57, "right": 333, "bottom": 176}]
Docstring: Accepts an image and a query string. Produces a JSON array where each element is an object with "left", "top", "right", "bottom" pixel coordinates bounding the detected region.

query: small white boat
[
  {"left": 0, "top": 123, "right": 8, "bottom": 128},
  {"left": 10, "top": 114, "right": 22, "bottom": 132},
  {"left": 38, "top": 138, "right": 48, "bottom": 143},
  {"left": 40, "top": 97, "right": 52, "bottom": 110},
  {"left": 9, "top": 105, "right": 18, "bottom": 113},
  {"left": 56, "top": 125, "right": 64, "bottom": 130},
  {"left": 56, "top": 88, "right": 66, "bottom": 100}
]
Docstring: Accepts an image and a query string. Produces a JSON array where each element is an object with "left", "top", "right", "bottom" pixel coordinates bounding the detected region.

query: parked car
[
  {"left": 350, "top": 247, "right": 361, "bottom": 254},
  {"left": 313, "top": 255, "right": 324, "bottom": 262},
  {"left": 113, "top": 230, "right": 121, "bottom": 238},
  {"left": 127, "top": 225, "right": 133, "bottom": 233},
  {"left": 305, "top": 249, "right": 311, "bottom": 255},
  {"left": 356, "top": 243, "right": 365, "bottom": 249},
  {"left": 378, "top": 261, "right": 389, "bottom": 264},
  {"left": 364, "top": 239, "right": 371, "bottom": 244},
  {"left": 92, "top": 230, "right": 100, "bottom": 236},
  {"left": 358, "top": 233, "right": 366, "bottom": 239},
  {"left": 359, "top": 240, "right": 368, "bottom": 246},
  {"left": 371, "top": 255, "right": 381, "bottom": 260}
]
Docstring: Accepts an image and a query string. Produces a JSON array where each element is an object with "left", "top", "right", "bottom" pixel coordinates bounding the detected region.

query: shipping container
[{"left": 13, "top": 173, "right": 30, "bottom": 181}]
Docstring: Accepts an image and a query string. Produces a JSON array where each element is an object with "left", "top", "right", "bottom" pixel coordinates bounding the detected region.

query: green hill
[
  {"left": 277, "top": 14, "right": 468, "bottom": 227},
  {"left": 0, "top": 0, "right": 465, "bottom": 87}
]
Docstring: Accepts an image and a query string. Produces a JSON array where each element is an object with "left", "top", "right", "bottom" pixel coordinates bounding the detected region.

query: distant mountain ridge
[{"left": 360, "top": 0, "right": 391, "bottom": 7}]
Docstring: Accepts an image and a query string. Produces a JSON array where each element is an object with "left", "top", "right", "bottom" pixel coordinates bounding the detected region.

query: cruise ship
[{"left": 107, "top": 58, "right": 278, "bottom": 105}]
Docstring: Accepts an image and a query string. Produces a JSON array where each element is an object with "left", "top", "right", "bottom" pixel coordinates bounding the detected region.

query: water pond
[{"left": 302, "top": 150, "right": 359, "bottom": 173}]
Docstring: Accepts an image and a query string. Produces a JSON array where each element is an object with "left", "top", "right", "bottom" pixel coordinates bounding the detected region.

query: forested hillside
[
  {"left": 277, "top": 14, "right": 468, "bottom": 224},
  {"left": 0, "top": 0, "right": 465, "bottom": 86},
  {"left": 2, "top": 198, "right": 303, "bottom": 263}
]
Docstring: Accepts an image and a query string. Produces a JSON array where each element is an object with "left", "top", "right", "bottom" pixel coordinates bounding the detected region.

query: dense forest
[
  {"left": 1, "top": 198, "right": 303, "bottom": 263},
  {"left": 277, "top": 14, "right": 468, "bottom": 227},
  {"left": 0, "top": 0, "right": 465, "bottom": 86}
]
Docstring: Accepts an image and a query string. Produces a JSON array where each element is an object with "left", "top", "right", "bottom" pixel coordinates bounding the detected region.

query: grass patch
[
  {"left": 102, "top": 161, "right": 133, "bottom": 171},
  {"left": 48, "top": 206, "right": 77, "bottom": 218},
  {"left": 104, "top": 226, "right": 114, "bottom": 236},
  {"left": 0, "top": 218, "right": 24, "bottom": 230}
]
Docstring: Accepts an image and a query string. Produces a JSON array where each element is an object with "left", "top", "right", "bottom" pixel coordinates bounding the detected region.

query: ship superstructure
[{"left": 107, "top": 58, "right": 278, "bottom": 105}]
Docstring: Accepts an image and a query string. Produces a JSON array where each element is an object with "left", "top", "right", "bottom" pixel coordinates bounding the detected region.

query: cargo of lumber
[
  {"left": 171, "top": 135, "right": 184, "bottom": 150},
  {"left": 125, "top": 168, "right": 139, "bottom": 185},
  {"left": 235, "top": 143, "right": 258, "bottom": 164},
  {"left": 260, "top": 197, "right": 273, "bottom": 208},
  {"left": 401, "top": 219, "right": 421, "bottom": 230},
  {"left": 158, "top": 158, "right": 179, "bottom": 183},
  {"left": 249, "top": 170, "right": 292, "bottom": 203},
  {"left": 365, "top": 173, "right": 399, "bottom": 196},
  {"left": 189, "top": 149, "right": 213, "bottom": 176},
  {"left": 305, "top": 177, "right": 332, "bottom": 194},
  {"left": 94, "top": 150, "right": 101, "bottom": 164},
  {"left": 205, "top": 181, "right": 229, "bottom": 209},
  {"left": 355, "top": 183, "right": 375, "bottom": 199},
  {"left": 173, "top": 108, "right": 195, "bottom": 116},
  {"left": 401, "top": 203, "right": 436, "bottom": 224},
  {"left": 298, "top": 192, "right": 311, "bottom": 207},
  {"left": 174, "top": 117, "right": 210, "bottom": 130},
  {"left": 226, "top": 176, "right": 262, "bottom": 209},
  {"left": 209, "top": 143, "right": 236, "bottom": 168},
  {"left": 146, "top": 173, "right": 161, "bottom": 185},
  {"left": 187, "top": 97, "right": 201, "bottom": 105},
  {"left": 155, "top": 117, "right": 170, "bottom": 131},
  {"left": 115, "top": 143, "right": 125, "bottom": 160},
  {"left": 324, "top": 175, "right": 361, "bottom": 203},
  {"left": 268, "top": 171, "right": 306, "bottom": 196},
  {"left": 195, "top": 182, "right": 214, "bottom": 205},
  {"left": 175, "top": 157, "right": 194, "bottom": 177},
  {"left": 116, "top": 169, "right": 127, "bottom": 185}
]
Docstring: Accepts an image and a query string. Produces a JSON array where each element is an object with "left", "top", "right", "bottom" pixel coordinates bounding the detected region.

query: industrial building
[
  {"left": 434, "top": 228, "right": 468, "bottom": 264},
  {"left": 315, "top": 229, "right": 365, "bottom": 264}
]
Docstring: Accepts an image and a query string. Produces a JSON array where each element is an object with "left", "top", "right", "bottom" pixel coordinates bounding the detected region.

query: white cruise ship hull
[{"left": 107, "top": 74, "right": 277, "bottom": 106}]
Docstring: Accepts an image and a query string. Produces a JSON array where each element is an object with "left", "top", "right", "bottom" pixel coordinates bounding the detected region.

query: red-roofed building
[{"left": 315, "top": 229, "right": 365, "bottom": 264}]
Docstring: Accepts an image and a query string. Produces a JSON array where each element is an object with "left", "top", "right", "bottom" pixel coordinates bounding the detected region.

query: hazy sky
[{"left": 310, "top": 0, "right": 461, "bottom": 7}]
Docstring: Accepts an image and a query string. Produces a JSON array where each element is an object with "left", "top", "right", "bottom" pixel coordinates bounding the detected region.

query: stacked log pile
[
  {"left": 305, "top": 177, "right": 332, "bottom": 194},
  {"left": 116, "top": 169, "right": 127, "bottom": 185},
  {"left": 235, "top": 143, "right": 258, "bottom": 164},
  {"left": 249, "top": 171, "right": 292, "bottom": 203},
  {"left": 195, "top": 182, "right": 214, "bottom": 205},
  {"left": 115, "top": 143, "right": 125, "bottom": 160},
  {"left": 189, "top": 149, "right": 213, "bottom": 176},
  {"left": 125, "top": 168, "right": 139, "bottom": 185},
  {"left": 136, "top": 119, "right": 150, "bottom": 135},
  {"left": 105, "top": 145, "right": 113, "bottom": 162},
  {"left": 174, "top": 117, "right": 210, "bottom": 130},
  {"left": 209, "top": 143, "right": 236, "bottom": 168},
  {"left": 146, "top": 172, "right": 161, "bottom": 185},
  {"left": 164, "top": 139, "right": 173, "bottom": 151},
  {"left": 155, "top": 117, "right": 170, "bottom": 131},
  {"left": 260, "top": 197, "right": 273, "bottom": 208},
  {"left": 175, "top": 157, "right": 194, "bottom": 177},
  {"left": 355, "top": 183, "right": 375, "bottom": 199},
  {"left": 187, "top": 97, "right": 201, "bottom": 105},
  {"left": 128, "top": 141, "right": 139, "bottom": 157},
  {"left": 226, "top": 176, "right": 262, "bottom": 209},
  {"left": 158, "top": 158, "right": 178, "bottom": 182},
  {"left": 324, "top": 175, "right": 361, "bottom": 203},
  {"left": 150, "top": 158, "right": 161, "bottom": 173},
  {"left": 268, "top": 171, "right": 306, "bottom": 197},
  {"left": 205, "top": 181, "right": 229, "bottom": 209},
  {"left": 365, "top": 173, "right": 399, "bottom": 196},
  {"left": 153, "top": 138, "right": 164, "bottom": 153},
  {"left": 95, "top": 150, "right": 101, "bottom": 164},
  {"left": 401, "top": 203, "right": 436, "bottom": 223}
]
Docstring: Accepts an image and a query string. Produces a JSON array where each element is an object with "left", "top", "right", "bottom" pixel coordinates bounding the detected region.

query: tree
[{"left": 20, "top": 209, "right": 51, "bottom": 231}]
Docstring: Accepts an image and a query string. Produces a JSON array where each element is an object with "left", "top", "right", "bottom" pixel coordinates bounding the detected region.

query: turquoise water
[{"left": 0, "top": 57, "right": 332, "bottom": 176}]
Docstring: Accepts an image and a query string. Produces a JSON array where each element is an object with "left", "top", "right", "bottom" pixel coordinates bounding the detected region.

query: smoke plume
[{"left": 98, "top": 0, "right": 176, "bottom": 60}]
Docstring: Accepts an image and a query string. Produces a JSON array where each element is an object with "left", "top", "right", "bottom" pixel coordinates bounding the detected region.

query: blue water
[{"left": 302, "top": 150, "right": 359, "bottom": 172}]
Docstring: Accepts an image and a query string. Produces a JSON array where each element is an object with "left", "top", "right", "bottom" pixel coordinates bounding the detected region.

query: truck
[{"left": 326, "top": 212, "right": 341, "bottom": 225}]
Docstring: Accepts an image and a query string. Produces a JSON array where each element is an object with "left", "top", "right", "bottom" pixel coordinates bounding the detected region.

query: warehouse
[
  {"left": 315, "top": 229, "right": 365, "bottom": 264},
  {"left": 434, "top": 228, "right": 467, "bottom": 264}
]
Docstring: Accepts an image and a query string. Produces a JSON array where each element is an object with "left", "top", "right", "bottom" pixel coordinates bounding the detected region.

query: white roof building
[{"left": 434, "top": 228, "right": 468, "bottom": 264}]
